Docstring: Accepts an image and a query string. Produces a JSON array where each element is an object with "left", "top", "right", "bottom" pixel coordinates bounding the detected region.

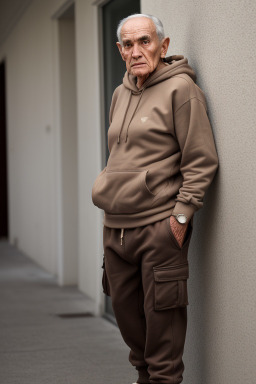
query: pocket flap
[{"left": 153, "top": 262, "right": 189, "bottom": 282}]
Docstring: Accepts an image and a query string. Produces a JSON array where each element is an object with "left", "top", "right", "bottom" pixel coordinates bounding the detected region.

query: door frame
[
  {"left": 51, "top": 0, "right": 78, "bottom": 286},
  {"left": 0, "top": 59, "right": 9, "bottom": 240}
]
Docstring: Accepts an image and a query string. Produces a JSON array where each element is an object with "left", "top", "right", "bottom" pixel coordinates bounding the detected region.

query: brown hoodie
[{"left": 92, "top": 55, "right": 219, "bottom": 228}]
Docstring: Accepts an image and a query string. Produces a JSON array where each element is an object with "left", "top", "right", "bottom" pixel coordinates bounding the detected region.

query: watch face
[{"left": 177, "top": 214, "right": 187, "bottom": 224}]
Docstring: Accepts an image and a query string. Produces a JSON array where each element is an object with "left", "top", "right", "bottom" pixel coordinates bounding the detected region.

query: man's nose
[{"left": 131, "top": 44, "right": 141, "bottom": 58}]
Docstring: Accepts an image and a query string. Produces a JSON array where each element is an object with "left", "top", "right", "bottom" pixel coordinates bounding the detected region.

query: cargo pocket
[
  {"left": 101, "top": 255, "right": 111, "bottom": 296},
  {"left": 153, "top": 261, "right": 189, "bottom": 310}
]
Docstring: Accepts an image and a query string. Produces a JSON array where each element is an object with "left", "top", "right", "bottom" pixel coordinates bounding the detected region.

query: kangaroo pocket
[{"left": 92, "top": 168, "right": 156, "bottom": 214}]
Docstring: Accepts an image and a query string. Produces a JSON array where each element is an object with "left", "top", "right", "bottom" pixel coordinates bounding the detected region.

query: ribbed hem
[
  {"left": 136, "top": 365, "right": 150, "bottom": 383},
  {"left": 103, "top": 202, "right": 176, "bottom": 228},
  {"left": 172, "top": 201, "right": 197, "bottom": 221}
]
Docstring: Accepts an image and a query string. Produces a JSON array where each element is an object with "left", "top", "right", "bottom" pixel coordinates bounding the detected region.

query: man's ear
[
  {"left": 116, "top": 42, "right": 125, "bottom": 61},
  {"left": 160, "top": 37, "right": 170, "bottom": 59}
]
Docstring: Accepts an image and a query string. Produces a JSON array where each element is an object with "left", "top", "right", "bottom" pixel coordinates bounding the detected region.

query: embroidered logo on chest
[{"left": 141, "top": 116, "right": 149, "bottom": 123}]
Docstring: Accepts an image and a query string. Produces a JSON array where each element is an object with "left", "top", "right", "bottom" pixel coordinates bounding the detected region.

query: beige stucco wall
[{"left": 141, "top": 1, "right": 256, "bottom": 383}]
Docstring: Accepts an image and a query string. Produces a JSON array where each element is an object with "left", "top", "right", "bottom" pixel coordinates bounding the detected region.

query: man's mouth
[{"left": 131, "top": 63, "right": 146, "bottom": 67}]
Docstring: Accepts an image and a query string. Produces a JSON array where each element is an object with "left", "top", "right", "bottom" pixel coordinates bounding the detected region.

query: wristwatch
[{"left": 171, "top": 213, "right": 188, "bottom": 224}]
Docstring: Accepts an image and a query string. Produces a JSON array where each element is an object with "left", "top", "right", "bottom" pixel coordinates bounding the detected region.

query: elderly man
[{"left": 92, "top": 13, "right": 218, "bottom": 384}]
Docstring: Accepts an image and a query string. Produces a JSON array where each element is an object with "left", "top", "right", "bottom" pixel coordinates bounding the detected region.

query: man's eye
[
  {"left": 142, "top": 40, "right": 149, "bottom": 45},
  {"left": 124, "top": 43, "right": 131, "bottom": 48}
]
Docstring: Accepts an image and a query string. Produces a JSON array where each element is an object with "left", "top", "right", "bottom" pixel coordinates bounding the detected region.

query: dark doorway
[
  {"left": 102, "top": 0, "right": 140, "bottom": 321},
  {"left": 0, "top": 61, "right": 8, "bottom": 239},
  {"left": 102, "top": 0, "right": 140, "bottom": 162}
]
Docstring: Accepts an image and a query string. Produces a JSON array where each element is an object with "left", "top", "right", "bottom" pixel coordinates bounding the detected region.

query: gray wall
[{"left": 141, "top": 1, "right": 256, "bottom": 383}]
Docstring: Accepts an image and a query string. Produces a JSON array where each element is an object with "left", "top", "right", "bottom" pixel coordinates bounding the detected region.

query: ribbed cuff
[
  {"left": 136, "top": 366, "right": 150, "bottom": 383},
  {"left": 172, "top": 201, "right": 197, "bottom": 221}
]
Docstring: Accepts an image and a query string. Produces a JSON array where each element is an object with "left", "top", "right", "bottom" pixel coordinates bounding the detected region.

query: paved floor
[{"left": 0, "top": 241, "right": 135, "bottom": 384}]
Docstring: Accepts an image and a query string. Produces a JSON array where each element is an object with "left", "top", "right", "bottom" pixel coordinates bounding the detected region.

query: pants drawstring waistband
[{"left": 120, "top": 228, "right": 124, "bottom": 245}]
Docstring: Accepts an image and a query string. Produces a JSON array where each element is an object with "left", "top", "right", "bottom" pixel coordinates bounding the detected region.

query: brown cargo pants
[{"left": 102, "top": 215, "right": 193, "bottom": 384}]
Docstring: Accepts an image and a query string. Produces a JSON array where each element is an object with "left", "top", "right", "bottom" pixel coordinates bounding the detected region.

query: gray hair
[{"left": 116, "top": 13, "right": 165, "bottom": 45}]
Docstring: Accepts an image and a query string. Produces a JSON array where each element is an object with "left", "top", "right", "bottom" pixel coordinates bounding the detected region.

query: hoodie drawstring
[
  {"left": 117, "top": 91, "right": 132, "bottom": 144},
  {"left": 120, "top": 228, "right": 124, "bottom": 245},
  {"left": 117, "top": 88, "right": 145, "bottom": 144},
  {"left": 125, "top": 88, "right": 145, "bottom": 143}
]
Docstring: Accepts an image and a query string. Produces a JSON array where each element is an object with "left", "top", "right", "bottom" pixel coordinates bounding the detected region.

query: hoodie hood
[
  {"left": 123, "top": 55, "right": 196, "bottom": 93},
  {"left": 117, "top": 55, "right": 196, "bottom": 143}
]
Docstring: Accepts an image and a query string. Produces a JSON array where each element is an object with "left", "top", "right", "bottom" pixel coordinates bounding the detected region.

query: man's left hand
[{"left": 170, "top": 216, "right": 189, "bottom": 248}]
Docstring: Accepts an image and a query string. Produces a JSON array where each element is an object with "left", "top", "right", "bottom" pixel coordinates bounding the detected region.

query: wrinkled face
[{"left": 117, "top": 17, "right": 169, "bottom": 81}]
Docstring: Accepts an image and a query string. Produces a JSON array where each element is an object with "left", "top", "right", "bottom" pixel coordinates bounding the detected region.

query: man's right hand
[{"left": 170, "top": 216, "right": 189, "bottom": 247}]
